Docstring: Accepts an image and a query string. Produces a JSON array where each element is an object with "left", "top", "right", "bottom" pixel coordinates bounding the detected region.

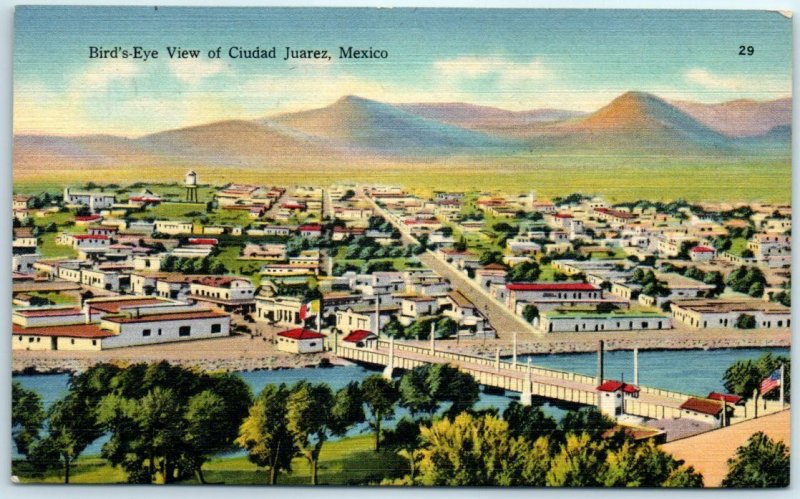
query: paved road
[{"left": 361, "top": 189, "right": 537, "bottom": 341}]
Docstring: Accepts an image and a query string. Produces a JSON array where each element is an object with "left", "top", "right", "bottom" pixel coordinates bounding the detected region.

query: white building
[
  {"left": 63, "top": 188, "right": 115, "bottom": 212},
  {"left": 671, "top": 299, "right": 791, "bottom": 329},
  {"left": 276, "top": 328, "right": 325, "bottom": 354}
]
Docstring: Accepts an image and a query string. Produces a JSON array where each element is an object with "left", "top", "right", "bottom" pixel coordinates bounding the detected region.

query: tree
[
  {"left": 398, "top": 364, "right": 479, "bottom": 421},
  {"left": 522, "top": 304, "right": 539, "bottom": 323},
  {"left": 722, "top": 358, "right": 762, "bottom": 401},
  {"left": 12, "top": 382, "right": 45, "bottom": 459},
  {"left": 34, "top": 393, "right": 103, "bottom": 483},
  {"left": 435, "top": 317, "right": 458, "bottom": 339},
  {"left": 545, "top": 433, "right": 607, "bottom": 487},
  {"left": 285, "top": 381, "right": 362, "bottom": 484},
  {"left": 721, "top": 432, "right": 789, "bottom": 487},
  {"left": 503, "top": 402, "right": 558, "bottom": 444},
  {"left": 479, "top": 250, "right": 503, "bottom": 266},
  {"left": 602, "top": 439, "right": 703, "bottom": 487},
  {"left": 236, "top": 384, "right": 297, "bottom": 484},
  {"left": 85, "top": 362, "right": 252, "bottom": 483},
  {"left": 382, "top": 316, "right": 405, "bottom": 338},
  {"left": 557, "top": 407, "right": 616, "bottom": 442},
  {"left": 361, "top": 375, "right": 400, "bottom": 451},
  {"left": 414, "top": 413, "right": 547, "bottom": 486},
  {"left": 735, "top": 314, "right": 756, "bottom": 329},
  {"left": 507, "top": 261, "right": 541, "bottom": 282}
]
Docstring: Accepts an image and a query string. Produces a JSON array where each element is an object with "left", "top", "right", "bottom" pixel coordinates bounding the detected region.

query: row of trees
[
  {"left": 382, "top": 316, "right": 458, "bottom": 340},
  {"left": 722, "top": 352, "right": 790, "bottom": 407},
  {"left": 725, "top": 266, "right": 767, "bottom": 298},
  {"left": 13, "top": 362, "right": 252, "bottom": 484},
  {"left": 160, "top": 255, "right": 227, "bottom": 275}
]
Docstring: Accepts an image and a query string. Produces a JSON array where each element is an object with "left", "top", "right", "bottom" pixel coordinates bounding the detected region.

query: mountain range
[{"left": 14, "top": 91, "right": 791, "bottom": 172}]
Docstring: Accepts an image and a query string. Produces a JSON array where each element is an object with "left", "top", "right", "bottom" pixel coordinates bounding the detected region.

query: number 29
[{"left": 739, "top": 45, "right": 754, "bottom": 56}]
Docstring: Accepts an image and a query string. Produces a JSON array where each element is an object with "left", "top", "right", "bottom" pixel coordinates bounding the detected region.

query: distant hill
[
  {"left": 670, "top": 97, "right": 791, "bottom": 137},
  {"left": 269, "top": 95, "right": 515, "bottom": 155},
  {"left": 540, "top": 91, "right": 732, "bottom": 151},
  {"left": 13, "top": 91, "right": 790, "bottom": 173},
  {"left": 396, "top": 102, "right": 585, "bottom": 130}
]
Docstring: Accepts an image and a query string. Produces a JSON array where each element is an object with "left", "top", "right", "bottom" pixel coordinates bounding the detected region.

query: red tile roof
[
  {"left": 188, "top": 238, "right": 218, "bottom": 245},
  {"left": 679, "top": 397, "right": 723, "bottom": 415},
  {"left": 342, "top": 330, "right": 377, "bottom": 343},
  {"left": 278, "top": 328, "right": 325, "bottom": 340},
  {"left": 15, "top": 307, "right": 82, "bottom": 318},
  {"left": 73, "top": 234, "right": 109, "bottom": 240},
  {"left": 707, "top": 392, "right": 744, "bottom": 405},
  {"left": 298, "top": 224, "right": 322, "bottom": 231},
  {"left": 506, "top": 283, "right": 599, "bottom": 292},
  {"left": 691, "top": 246, "right": 715, "bottom": 253},
  {"left": 87, "top": 298, "right": 165, "bottom": 313},
  {"left": 12, "top": 323, "right": 114, "bottom": 339},
  {"left": 597, "top": 380, "right": 639, "bottom": 393}
]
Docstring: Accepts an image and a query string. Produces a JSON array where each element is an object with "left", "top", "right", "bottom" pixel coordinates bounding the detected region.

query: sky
[{"left": 13, "top": 7, "right": 792, "bottom": 137}]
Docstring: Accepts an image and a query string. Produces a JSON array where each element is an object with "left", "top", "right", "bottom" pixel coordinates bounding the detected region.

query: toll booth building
[{"left": 597, "top": 380, "right": 640, "bottom": 417}]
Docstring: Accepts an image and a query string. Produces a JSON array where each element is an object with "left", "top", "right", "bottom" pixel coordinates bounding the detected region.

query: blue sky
[{"left": 13, "top": 7, "right": 792, "bottom": 136}]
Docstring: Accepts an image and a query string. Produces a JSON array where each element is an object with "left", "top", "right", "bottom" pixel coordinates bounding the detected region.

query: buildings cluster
[{"left": 11, "top": 177, "right": 791, "bottom": 352}]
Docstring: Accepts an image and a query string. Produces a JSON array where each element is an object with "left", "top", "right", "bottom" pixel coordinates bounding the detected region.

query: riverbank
[{"left": 12, "top": 327, "right": 789, "bottom": 375}]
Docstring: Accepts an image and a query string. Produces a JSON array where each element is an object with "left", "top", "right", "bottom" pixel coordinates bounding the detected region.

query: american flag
[{"left": 759, "top": 369, "right": 781, "bottom": 396}]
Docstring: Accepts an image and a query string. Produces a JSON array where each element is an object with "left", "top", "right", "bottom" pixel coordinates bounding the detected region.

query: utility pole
[
  {"left": 512, "top": 332, "right": 517, "bottom": 368},
  {"left": 597, "top": 340, "right": 604, "bottom": 384},
  {"left": 430, "top": 322, "right": 435, "bottom": 355},
  {"left": 780, "top": 363, "right": 785, "bottom": 409}
]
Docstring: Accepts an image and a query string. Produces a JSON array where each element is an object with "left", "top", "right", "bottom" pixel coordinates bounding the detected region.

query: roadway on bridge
[{"left": 367, "top": 342, "right": 687, "bottom": 410}]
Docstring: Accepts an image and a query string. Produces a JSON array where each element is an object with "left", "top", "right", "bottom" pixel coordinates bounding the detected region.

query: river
[{"left": 12, "top": 346, "right": 789, "bottom": 459}]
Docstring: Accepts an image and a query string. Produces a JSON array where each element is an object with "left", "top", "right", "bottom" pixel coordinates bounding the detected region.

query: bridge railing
[{"left": 374, "top": 339, "right": 599, "bottom": 384}]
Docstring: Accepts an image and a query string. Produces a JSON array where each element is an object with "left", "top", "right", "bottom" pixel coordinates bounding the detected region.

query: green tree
[
  {"left": 12, "top": 382, "right": 45, "bottom": 459},
  {"left": 479, "top": 251, "right": 503, "bottom": 266},
  {"left": 286, "top": 382, "right": 333, "bottom": 485},
  {"left": 285, "top": 381, "right": 362, "bottom": 484},
  {"left": 361, "top": 375, "right": 400, "bottom": 451},
  {"left": 736, "top": 314, "right": 756, "bottom": 329},
  {"left": 722, "top": 358, "right": 762, "bottom": 401},
  {"left": 236, "top": 384, "right": 297, "bottom": 484},
  {"left": 721, "top": 432, "right": 789, "bottom": 488},
  {"left": 507, "top": 261, "right": 541, "bottom": 282},
  {"left": 414, "top": 413, "right": 547, "bottom": 486},
  {"left": 602, "top": 439, "right": 703, "bottom": 487},
  {"left": 397, "top": 364, "right": 479, "bottom": 421},
  {"left": 34, "top": 393, "right": 103, "bottom": 483},
  {"left": 522, "top": 304, "right": 539, "bottom": 323},
  {"left": 546, "top": 433, "right": 607, "bottom": 487},
  {"left": 503, "top": 402, "right": 558, "bottom": 444}
]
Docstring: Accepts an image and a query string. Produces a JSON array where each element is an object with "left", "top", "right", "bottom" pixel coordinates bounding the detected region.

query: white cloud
[
  {"left": 684, "top": 68, "right": 790, "bottom": 96},
  {"left": 77, "top": 60, "right": 143, "bottom": 91},
  {"left": 169, "top": 58, "right": 229, "bottom": 85},
  {"left": 684, "top": 68, "right": 750, "bottom": 91},
  {"left": 434, "top": 56, "right": 551, "bottom": 85}
]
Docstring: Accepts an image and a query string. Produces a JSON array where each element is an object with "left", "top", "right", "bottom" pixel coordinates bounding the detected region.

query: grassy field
[
  {"left": 13, "top": 435, "right": 407, "bottom": 485},
  {"left": 14, "top": 157, "right": 791, "bottom": 204}
]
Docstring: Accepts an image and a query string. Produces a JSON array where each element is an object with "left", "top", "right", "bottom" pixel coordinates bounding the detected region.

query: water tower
[{"left": 185, "top": 170, "right": 198, "bottom": 202}]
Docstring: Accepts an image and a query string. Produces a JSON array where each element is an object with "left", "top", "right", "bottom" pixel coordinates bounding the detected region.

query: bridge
[{"left": 333, "top": 337, "right": 785, "bottom": 426}]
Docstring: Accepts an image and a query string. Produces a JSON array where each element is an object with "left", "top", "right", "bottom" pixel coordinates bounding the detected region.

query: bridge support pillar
[
  {"left": 383, "top": 336, "right": 395, "bottom": 379},
  {"left": 495, "top": 347, "right": 501, "bottom": 372},
  {"left": 633, "top": 347, "right": 639, "bottom": 386},
  {"left": 521, "top": 364, "right": 534, "bottom": 406}
]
